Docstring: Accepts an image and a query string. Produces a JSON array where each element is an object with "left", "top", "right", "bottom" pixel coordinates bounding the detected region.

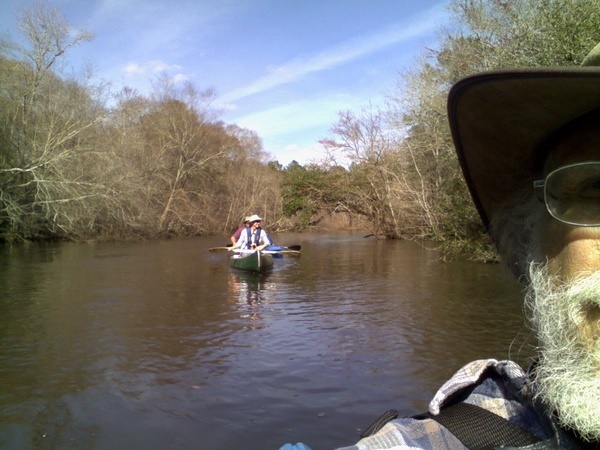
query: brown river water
[{"left": 0, "top": 232, "right": 536, "bottom": 450}]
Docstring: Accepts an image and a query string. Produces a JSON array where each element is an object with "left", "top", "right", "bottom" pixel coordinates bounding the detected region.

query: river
[{"left": 0, "top": 232, "right": 535, "bottom": 449}]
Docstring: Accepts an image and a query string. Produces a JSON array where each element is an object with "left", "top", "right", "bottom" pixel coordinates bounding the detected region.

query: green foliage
[
  {"left": 2, "top": 0, "right": 600, "bottom": 249},
  {"left": 445, "top": 0, "right": 600, "bottom": 72},
  {"left": 397, "top": 0, "right": 600, "bottom": 261},
  {"left": 281, "top": 164, "right": 326, "bottom": 228},
  {"left": 267, "top": 160, "right": 284, "bottom": 171},
  {"left": 309, "top": 0, "right": 600, "bottom": 259}
]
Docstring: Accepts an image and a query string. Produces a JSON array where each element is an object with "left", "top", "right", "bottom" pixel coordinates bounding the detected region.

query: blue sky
[{"left": 0, "top": 0, "right": 451, "bottom": 166}]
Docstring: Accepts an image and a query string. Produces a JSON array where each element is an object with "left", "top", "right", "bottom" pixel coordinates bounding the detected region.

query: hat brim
[{"left": 448, "top": 67, "right": 600, "bottom": 235}]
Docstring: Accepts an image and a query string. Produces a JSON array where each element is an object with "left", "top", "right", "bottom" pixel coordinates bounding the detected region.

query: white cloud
[
  {"left": 220, "top": 103, "right": 238, "bottom": 112},
  {"left": 254, "top": 139, "right": 319, "bottom": 166},
  {"left": 219, "top": 3, "right": 446, "bottom": 104},
  {"left": 171, "top": 73, "right": 190, "bottom": 83},
  {"left": 229, "top": 86, "right": 386, "bottom": 141},
  {"left": 147, "top": 60, "right": 182, "bottom": 73},
  {"left": 228, "top": 94, "right": 373, "bottom": 166},
  {"left": 232, "top": 99, "right": 339, "bottom": 140},
  {"left": 121, "top": 59, "right": 185, "bottom": 79},
  {"left": 122, "top": 63, "right": 144, "bottom": 76}
]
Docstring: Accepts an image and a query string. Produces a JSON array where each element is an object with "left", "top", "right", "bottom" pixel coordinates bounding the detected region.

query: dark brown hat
[{"left": 448, "top": 43, "right": 600, "bottom": 237}]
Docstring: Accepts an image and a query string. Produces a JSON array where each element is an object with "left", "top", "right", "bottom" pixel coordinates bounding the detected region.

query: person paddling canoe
[{"left": 229, "top": 215, "right": 273, "bottom": 252}]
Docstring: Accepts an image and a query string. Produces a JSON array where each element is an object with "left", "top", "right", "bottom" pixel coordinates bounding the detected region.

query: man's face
[
  {"left": 528, "top": 116, "right": 600, "bottom": 439},
  {"left": 537, "top": 120, "right": 600, "bottom": 345}
]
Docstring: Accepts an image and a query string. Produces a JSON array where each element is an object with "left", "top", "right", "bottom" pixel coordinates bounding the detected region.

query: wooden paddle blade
[
  {"left": 208, "top": 247, "right": 232, "bottom": 252},
  {"left": 286, "top": 245, "right": 301, "bottom": 251}
]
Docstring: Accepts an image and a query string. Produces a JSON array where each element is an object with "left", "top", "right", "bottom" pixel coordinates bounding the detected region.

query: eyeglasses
[{"left": 534, "top": 161, "right": 600, "bottom": 227}]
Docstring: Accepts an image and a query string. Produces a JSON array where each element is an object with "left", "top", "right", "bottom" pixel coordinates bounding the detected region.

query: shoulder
[
  {"left": 337, "top": 416, "right": 468, "bottom": 449},
  {"left": 430, "top": 359, "right": 529, "bottom": 415},
  {"left": 338, "top": 359, "right": 553, "bottom": 450}
]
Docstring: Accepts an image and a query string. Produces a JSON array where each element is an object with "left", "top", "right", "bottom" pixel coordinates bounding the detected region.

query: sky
[{"left": 0, "top": 0, "right": 452, "bottom": 166}]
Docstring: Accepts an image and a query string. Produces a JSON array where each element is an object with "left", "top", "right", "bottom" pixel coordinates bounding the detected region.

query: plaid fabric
[{"left": 336, "top": 359, "right": 578, "bottom": 450}]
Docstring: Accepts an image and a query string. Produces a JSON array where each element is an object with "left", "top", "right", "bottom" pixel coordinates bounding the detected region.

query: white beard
[{"left": 526, "top": 265, "right": 600, "bottom": 441}]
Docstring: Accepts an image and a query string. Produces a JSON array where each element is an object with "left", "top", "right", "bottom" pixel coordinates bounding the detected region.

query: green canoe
[{"left": 230, "top": 250, "right": 274, "bottom": 273}]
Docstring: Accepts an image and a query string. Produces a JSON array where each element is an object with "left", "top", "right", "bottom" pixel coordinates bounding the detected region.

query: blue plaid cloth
[{"left": 335, "top": 359, "right": 579, "bottom": 449}]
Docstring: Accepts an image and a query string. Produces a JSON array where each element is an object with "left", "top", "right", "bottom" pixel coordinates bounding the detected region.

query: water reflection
[
  {"left": 0, "top": 233, "right": 535, "bottom": 450},
  {"left": 226, "top": 271, "right": 278, "bottom": 332},
  {"left": 228, "top": 271, "right": 263, "bottom": 304}
]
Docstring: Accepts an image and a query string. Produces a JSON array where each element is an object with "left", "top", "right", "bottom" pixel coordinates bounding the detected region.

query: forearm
[{"left": 230, "top": 238, "right": 243, "bottom": 250}]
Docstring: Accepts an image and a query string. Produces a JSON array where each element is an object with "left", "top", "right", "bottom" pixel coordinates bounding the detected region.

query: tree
[
  {"left": 206, "top": 123, "right": 284, "bottom": 233},
  {"left": 0, "top": 3, "right": 286, "bottom": 242},
  {"left": 318, "top": 105, "right": 402, "bottom": 238},
  {"left": 387, "top": 0, "right": 600, "bottom": 260},
  {"left": 281, "top": 164, "right": 326, "bottom": 228},
  {"left": 0, "top": 3, "right": 103, "bottom": 240}
]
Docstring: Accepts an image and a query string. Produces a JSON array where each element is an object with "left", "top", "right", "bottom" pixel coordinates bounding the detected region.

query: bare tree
[
  {"left": 0, "top": 2, "right": 104, "bottom": 240},
  {"left": 319, "top": 105, "right": 402, "bottom": 238}
]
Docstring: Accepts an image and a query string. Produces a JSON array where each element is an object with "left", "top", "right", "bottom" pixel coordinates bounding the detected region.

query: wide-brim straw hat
[
  {"left": 448, "top": 43, "right": 600, "bottom": 238},
  {"left": 243, "top": 216, "right": 252, "bottom": 223},
  {"left": 247, "top": 214, "right": 263, "bottom": 223}
]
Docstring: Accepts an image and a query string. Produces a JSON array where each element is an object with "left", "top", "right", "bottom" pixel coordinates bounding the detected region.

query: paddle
[
  {"left": 216, "top": 244, "right": 301, "bottom": 251},
  {"left": 264, "top": 250, "right": 301, "bottom": 255},
  {"left": 208, "top": 247, "right": 234, "bottom": 253},
  {"left": 266, "top": 245, "right": 301, "bottom": 251},
  {"left": 209, "top": 246, "right": 301, "bottom": 254}
]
